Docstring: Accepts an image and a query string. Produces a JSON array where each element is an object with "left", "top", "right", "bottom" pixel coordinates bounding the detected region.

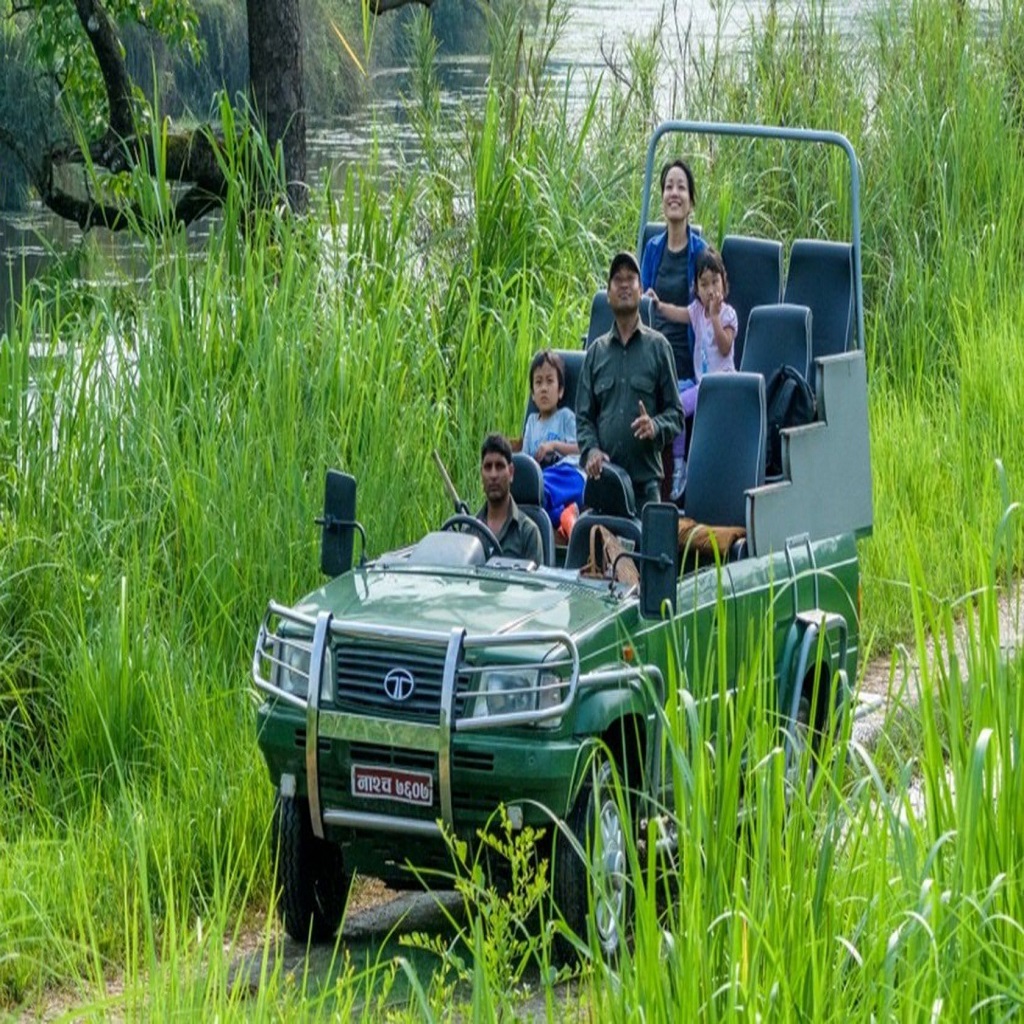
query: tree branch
[
  {"left": 8, "top": 0, "right": 302, "bottom": 231},
  {"left": 72, "top": 0, "right": 135, "bottom": 157},
  {"left": 0, "top": 123, "right": 41, "bottom": 184}
]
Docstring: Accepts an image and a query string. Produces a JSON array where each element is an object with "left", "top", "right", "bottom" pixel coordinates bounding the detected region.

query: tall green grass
[{"left": 3, "top": 0, "right": 1024, "bottom": 1015}]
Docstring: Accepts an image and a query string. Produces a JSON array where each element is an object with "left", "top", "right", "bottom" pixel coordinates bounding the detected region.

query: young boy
[{"left": 519, "top": 349, "right": 584, "bottom": 537}]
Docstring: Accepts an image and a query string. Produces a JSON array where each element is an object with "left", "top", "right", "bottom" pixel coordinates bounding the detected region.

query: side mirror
[
  {"left": 318, "top": 470, "right": 362, "bottom": 577},
  {"left": 639, "top": 502, "right": 677, "bottom": 618}
]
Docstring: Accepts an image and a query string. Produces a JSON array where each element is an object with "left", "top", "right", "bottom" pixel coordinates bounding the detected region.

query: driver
[{"left": 477, "top": 433, "right": 544, "bottom": 564}]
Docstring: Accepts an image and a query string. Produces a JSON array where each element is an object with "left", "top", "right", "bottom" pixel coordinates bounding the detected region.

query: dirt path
[{"left": 852, "top": 582, "right": 1023, "bottom": 748}]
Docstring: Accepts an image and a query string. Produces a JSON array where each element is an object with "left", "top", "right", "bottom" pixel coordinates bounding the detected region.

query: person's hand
[
  {"left": 631, "top": 400, "right": 656, "bottom": 442},
  {"left": 706, "top": 289, "right": 723, "bottom": 318},
  {"left": 644, "top": 287, "right": 660, "bottom": 308},
  {"left": 534, "top": 441, "right": 555, "bottom": 463},
  {"left": 585, "top": 448, "right": 609, "bottom": 478}
]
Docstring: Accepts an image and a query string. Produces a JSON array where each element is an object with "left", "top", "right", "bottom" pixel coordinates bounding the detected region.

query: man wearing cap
[{"left": 576, "top": 251, "right": 684, "bottom": 508}]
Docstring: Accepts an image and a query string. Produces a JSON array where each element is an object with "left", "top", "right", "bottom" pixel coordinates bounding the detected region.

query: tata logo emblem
[{"left": 383, "top": 668, "right": 415, "bottom": 702}]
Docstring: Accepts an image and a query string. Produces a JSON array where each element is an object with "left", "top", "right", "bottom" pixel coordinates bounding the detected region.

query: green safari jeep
[{"left": 251, "top": 121, "right": 873, "bottom": 955}]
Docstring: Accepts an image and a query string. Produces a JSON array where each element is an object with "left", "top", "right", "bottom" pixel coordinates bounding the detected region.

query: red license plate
[{"left": 351, "top": 764, "right": 434, "bottom": 807}]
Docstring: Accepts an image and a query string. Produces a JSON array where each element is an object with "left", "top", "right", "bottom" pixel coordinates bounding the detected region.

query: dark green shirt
[
  {"left": 476, "top": 498, "right": 544, "bottom": 563},
  {"left": 576, "top": 318, "right": 684, "bottom": 492}
]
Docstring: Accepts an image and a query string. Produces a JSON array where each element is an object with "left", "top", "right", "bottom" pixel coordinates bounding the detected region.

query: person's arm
[
  {"left": 708, "top": 297, "right": 737, "bottom": 357},
  {"left": 534, "top": 438, "right": 579, "bottom": 461},
  {"left": 559, "top": 408, "right": 580, "bottom": 454},
  {"left": 645, "top": 290, "right": 692, "bottom": 325},
  {"left": 534, "top": 409, "right": 580, "bottom": 462},
  {"left": 524, "top": 519, "right": 544, "bottom": 565},
  {"left": 640, "top": 237, "right": 656, "bottom": 292}
]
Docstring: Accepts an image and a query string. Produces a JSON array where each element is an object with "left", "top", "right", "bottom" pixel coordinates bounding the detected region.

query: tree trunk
[{"left": 247, "top": 0, "right": 307, "bottom": 213}]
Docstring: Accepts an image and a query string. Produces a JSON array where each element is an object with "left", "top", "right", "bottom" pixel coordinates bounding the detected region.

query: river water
[{"left": 0, "top": 0, "right": 881, "bottom": 325}]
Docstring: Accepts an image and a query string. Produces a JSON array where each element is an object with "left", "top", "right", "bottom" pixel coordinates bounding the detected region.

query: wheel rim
[{"left": 592, "top": 793, "right": 627, "bottom": 954}]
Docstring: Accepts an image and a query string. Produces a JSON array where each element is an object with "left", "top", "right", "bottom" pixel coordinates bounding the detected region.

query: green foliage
[
  {"left": 10, "top": 0, "right": 200, "bottom": 133},
  {"left": 401, "top": 807, "right": 552, "bottom": 1011}
]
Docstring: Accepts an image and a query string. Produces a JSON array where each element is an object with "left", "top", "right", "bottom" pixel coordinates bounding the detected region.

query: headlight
[
  {"left": 472, "top": 669, "right": 565, "bottom": 722},
  {"left": 274, "top": 637, "right": 333, "bottom": 702}
]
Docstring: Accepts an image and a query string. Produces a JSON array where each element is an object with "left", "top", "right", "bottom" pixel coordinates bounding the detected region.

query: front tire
[
  {"left": 274, "top": 794, "right": 350, "bottom": 942},
  {"left": 553, "top": 757, "right": 631, "bottom": 961}
]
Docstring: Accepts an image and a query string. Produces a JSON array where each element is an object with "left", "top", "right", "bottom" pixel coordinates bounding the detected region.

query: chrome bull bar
[
  {"left": 252, "top": 601, "right": 665, "bottom": 841},
  {"left": 253, "top": 602, "right": 580, "bottom": 839}
]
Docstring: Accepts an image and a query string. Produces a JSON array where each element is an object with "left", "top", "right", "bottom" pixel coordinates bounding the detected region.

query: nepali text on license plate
[{"left": 351, "top": 764, "right": 434, "bottom": 807}]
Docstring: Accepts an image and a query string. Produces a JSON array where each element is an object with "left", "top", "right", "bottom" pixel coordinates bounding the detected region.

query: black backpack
[{"left": 764, "top": 365, "right": 816, "bottom": 477}]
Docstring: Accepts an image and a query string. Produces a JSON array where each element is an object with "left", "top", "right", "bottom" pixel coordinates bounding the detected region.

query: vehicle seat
[
  {"left": 739, "top": 303, "right": 812, "bottom": 382},
  {"left": 680, "top": 373, "right": 766, "bottom": 569},
  {"left": 782, "top": 239, "right": 854, "bottom": 361},
  {"left": 511, "top": 453, "right": 555, "bottom": 567},
  {"left": 721, "top": 235, "right": 784, "bottom": 369},
  {"left": 585, "top": 292, "right": 654, "bottom": 347},
  {"left": 582, "top": 463, "right": 637, "bottom": 519},
  {"left": 523, "top": 348, "right": 586, "bottom": 424},
  {"left": 564, "top": 513, "right": 644, "bottom": 572},
  {"left": 641, "top": 221, "right": 702, "bottom": 250}
]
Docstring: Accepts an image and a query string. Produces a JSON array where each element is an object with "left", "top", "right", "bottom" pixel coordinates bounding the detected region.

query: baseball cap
[{"left": 608, "top": 250, "right": 641, "bottom": 282}]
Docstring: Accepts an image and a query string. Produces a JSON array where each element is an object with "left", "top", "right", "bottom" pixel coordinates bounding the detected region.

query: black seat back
[
  {"left": 642, "top": 221, "right": 666, "bottom": 249},
  {"left": 721, "top": 235, "right": 784, "bottom": 368},
  {"left": 782, "top": 239, "right": 854, "bottom": 361},
  {"left": 585, "top": 292, "right": 654, "bottom": 347},
  {"left": 684, "top": 373, "right": 766, "bottom": 528},
  {"left": 739, "top": 303, "right": 812, "bottom": 382},
  {"left": 565, "top": 513, "right": 644, "bottom": 571},
  {"left": 510, "top": 453, "right": 554, "bottom": 566},
  {"left": 582, "top": 463, "right": 637, "bottom": 518},
  {"left": 524, "top": 348, "right": 586, "bottom": 421}
]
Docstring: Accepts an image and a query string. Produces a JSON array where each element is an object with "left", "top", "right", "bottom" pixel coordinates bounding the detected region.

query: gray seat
[
  {"left": 739, "top": 303, "right": 812, "bottom": 382},
  {"left": 684, "top": 373, "right": 766, "bottom": 529},
  {"left": 782, "top": 239, "right": 854, "bottom": 361},
  {"left": 564, "top": 513, "right": 643, "bottom": 572},
  {"left": 585, "top": 292, "right": 654, "bottom": 347},
  {"left": 641, "top": 221, "right": 702, "bottom": 250},
  {"left": 524, "top": 348, "right": 586, "bottom": 421},
  {"left": 582, "top": 463, "right": 637, "bottom": 518},
  {"left": 721, "top": 235, "right": 784, "bottom": 369},
  {"left": 511, "top": 453, "right": 555, "bottom": 567}
]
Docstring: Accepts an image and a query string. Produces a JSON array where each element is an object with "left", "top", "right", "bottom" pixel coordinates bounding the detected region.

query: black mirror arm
[{"left": 315, "top": 516, "right": 368, "bottom": 566}]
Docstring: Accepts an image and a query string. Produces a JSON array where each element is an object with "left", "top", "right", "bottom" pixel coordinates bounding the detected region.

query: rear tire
[
  {"left": 274, "top": 794, "right": 350, "bottom": 942},
  {"left": 553, "top": 757, "right": 631, "bottom": 961}
]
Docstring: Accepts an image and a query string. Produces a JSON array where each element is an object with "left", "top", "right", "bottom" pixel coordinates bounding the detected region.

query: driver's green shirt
[{"left": 476, "top": 498, "right": 544, "bottom": 564}]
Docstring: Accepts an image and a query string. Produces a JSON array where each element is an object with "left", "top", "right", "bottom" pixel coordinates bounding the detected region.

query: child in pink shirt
[{"left": 646, "top": 247, "right": 737, "bottom": 498}]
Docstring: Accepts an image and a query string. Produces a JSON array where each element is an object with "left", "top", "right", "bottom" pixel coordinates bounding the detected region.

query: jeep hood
[{"left": 291, "top": 565, "right": 621, "bottom": 639}]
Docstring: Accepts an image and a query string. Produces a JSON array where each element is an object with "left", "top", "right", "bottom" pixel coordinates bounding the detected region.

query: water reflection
[{"left": 0, "top": 0, "right": 916, "bottom": 323}]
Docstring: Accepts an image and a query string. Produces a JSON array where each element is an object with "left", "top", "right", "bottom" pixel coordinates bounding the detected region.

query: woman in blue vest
[
  {"left": 641, "top": 158, "right": 708, "bottom": 379},
  {"left": 641, "top": 158, "right": 707, "bottom": 498}
]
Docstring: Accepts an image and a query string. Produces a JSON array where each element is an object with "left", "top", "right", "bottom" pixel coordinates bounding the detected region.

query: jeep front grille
[{"left": 333, "top": 640, "right": 468, "bottom": 720}]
